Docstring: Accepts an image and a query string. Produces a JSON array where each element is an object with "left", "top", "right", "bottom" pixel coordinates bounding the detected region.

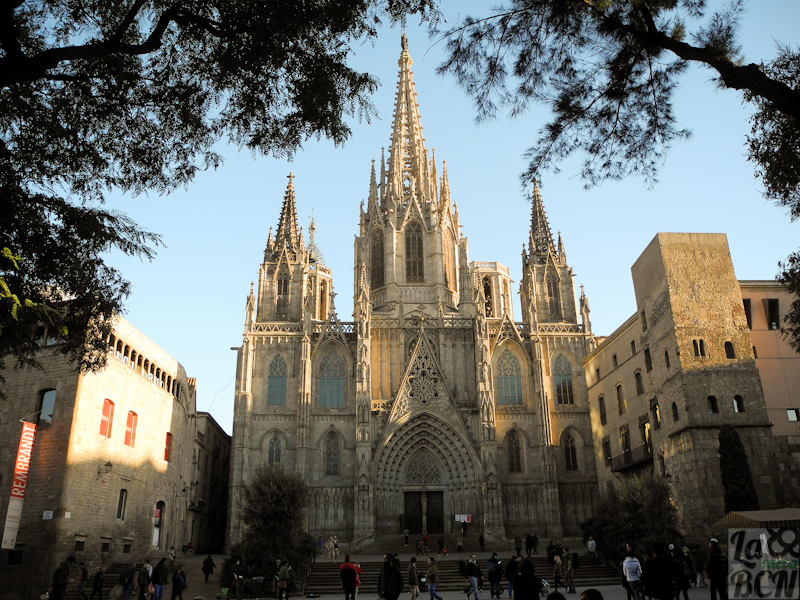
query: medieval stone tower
[{"left": 228, "top": 36, "right": 598, "bottom": 549}]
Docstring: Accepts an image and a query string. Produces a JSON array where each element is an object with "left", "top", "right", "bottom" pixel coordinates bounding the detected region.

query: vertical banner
[{"left": 2, "top": 422, "right": 39, "bottom": 549}]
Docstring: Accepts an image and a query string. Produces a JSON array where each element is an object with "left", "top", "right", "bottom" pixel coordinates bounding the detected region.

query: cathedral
[{"left": 228, "top": 36, "right": 599, "bottom": 548}]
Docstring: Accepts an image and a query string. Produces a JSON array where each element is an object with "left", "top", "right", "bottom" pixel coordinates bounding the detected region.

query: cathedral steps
[{"left": 305, "top": 555, "right": 619, "bottom": 594}]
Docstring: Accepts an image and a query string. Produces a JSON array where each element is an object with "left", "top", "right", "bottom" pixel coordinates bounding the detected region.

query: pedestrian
[
  {"left": 512, "top": 557, "right": 539, "bottom": 600},
  {"left": 691, "top": 545, "right": 707, "bottom": 587},
  {"left": 547, "top": 541, "right": 556, "bottom": 563},
  {"left": 341, "top": 555, "right": 358, "bottom": 600},
  {"left": 506, "top": 555, "right": 518, "bottom": 598},
  {"left": 642, "top": 543, "right": 678, "bottom": 600},
  {"left": 487, "top": 553, "right": 503, "bottom": 599},
  {"left": 531, "top": 533, "right": 539, "bottom": 555},
  {"left": 423, "top": 534, "right": 430, "bottom": 555},
  {"left": 404, "top": 528, "right": 411, "bottom": 547},
  {"left": 355, "top": 563, "right": 362, "bottom": 600},
  {"left": 170, "top": 565, "right": 187, "bottom": 600},
  {"left": 334, "top": 536, "right": 340, "bottom": 560},
  {"left": 202, "top": 556, "right": 216, "bottom": 584},
  {"left": 52, "top": 556, "right": 77, "bottom": 600},
  {"left": 426, "top": 557, "right": 444, "bottom": 600},
  {"left": 479, "top": 534, "right": 485, "bottom": 553},
  {"left": 169, "top": 547, "right": 176, "bottom": 561},
  {"left": 672, "top": 548, "right": 690, "bottom": 600},
  {"left": 89, "top": 567, "right": 104, "bottom": 600},
  {"left": 437, "top": 536, "right": 446, "bottom": 555},
  {"left": 622, "top": 549, "right": 643, "bottom": 600},
  {"left": 151, "top": 559, "right": 169, "bottom": 600},
  {"left": 378, "top": 554, "right": 404, "bottom": 600},
  {"left": 707, "top": 539, "right": 728, "bottom": 600},
  {"left": 122, "top": 561, "right": 137, "bottom": 600},
  {"left": 318, "top": 536, "right": 324, "bottom": 556},
  {"left": 327, "top": 537, "right": 336, "bottom": 562},
  {"left": 466, "top": 554, "right": 482, "bottom": 600},
  {"left": 417, "top": 538, "right": 423, "bottom": 556},
  {"left": 525, "top": 534, "right": 533, "bottom": 558},
  {"left": 278, "top": 560, "right": 292, "bottom": 600},
  {"left": 408, "top": 557, "right": 420, "bottom": 600},
  {"left": 457, "top": 536, "right": 464, "bottom": 553},
  {"left": 552, "top": 555, "right": 563, "bottom": 593},
  {"left": 78, "top": 562, "right": 90, "bottom": 600},
  {"left": 137, "top": 563, "right": 151, "bottom": 600},
  {"left": 587, "top": 537, "right": 597, "bottom": 565},
  {"left": 228, "top": 559, "right": 244, "bottom": 600},
  {"left": 514, "top": 537, "right": 523, "bottom": 558},
  {"left": 564, "top": 550, "right": 576, "bottom": 594}
]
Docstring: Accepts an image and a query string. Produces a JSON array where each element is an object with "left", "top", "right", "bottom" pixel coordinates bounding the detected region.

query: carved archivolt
[{"left": 405, "top": 450, "right": 442, "bottom": 484}]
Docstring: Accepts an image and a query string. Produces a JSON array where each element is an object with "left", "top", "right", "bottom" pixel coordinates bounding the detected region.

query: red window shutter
[
  {"left": 124, "top": 412, "right": 137, "bottom": 447},
  {"left": 100, "top": 399, "right": 114, "bottom": 437},
  {"left": 165, "top": 432, "right": 172, "bottom": 461}
]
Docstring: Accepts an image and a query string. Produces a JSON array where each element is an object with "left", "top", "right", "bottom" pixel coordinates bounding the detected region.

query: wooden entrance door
[
  {"left": 426, "top": 491, "right": 444, "bottom": 533},
  {"left": 404, "top": 492, "right": 422, "bottom": 533}
]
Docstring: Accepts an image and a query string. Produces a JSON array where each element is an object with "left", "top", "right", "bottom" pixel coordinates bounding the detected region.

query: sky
[{"left": 105, "top": 1, "right": 800, "bottom": 435}]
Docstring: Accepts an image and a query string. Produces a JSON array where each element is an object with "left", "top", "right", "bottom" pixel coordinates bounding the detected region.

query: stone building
[
  {"left": 0, "top": 317, "right": 199, "bottom": 599},
  {"left": 189, "top": 411, "right": 231, "bottom": 552},
  {"left": 228, "top": 36, "right": 598, "bottom": 549},
  {"left": 583, "top": 233, "right": 800, "bottom": 533}
]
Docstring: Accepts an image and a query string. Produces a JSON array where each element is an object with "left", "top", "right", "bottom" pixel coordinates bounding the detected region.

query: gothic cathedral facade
[{"left": 228, "top": 37, "right": 598, "bottom": 548}]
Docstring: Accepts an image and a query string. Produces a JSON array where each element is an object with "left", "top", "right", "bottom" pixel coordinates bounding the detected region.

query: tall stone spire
[
  {"left": 386, "top": 34, "right": 435, "bottom": 207},
  {"left": 274, "top": 172, "right": 300, "bottom": 255},
  {"left": 528, "top": 179, "right": 556, "bottom": 257}
]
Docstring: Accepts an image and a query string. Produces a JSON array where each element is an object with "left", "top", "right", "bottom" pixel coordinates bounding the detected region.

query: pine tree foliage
[
  {"left": 221, "top": 465, "right": 315, "bottom": 589},
  {"left": 718, "top": 424, "right": 760, "bottom": 512},
  {"left": 581, "top": 472, "right": 682, "bottom": 565},
  {"left": 0, "top": 0, "right": 436, "bottom": 383}
]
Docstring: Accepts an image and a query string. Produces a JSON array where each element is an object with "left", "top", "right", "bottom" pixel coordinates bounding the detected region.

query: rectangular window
[
  {"left": 164, "top": 432, "right": 172, "bottom": 462},
  {"left": 635, "top": 372, "right": 644, "bottom": 395},
  {"left": 74, "top": 540, "right": 85, "bottom": 552},
  {"left": 99, "top": 399, "right": 114, "bottom": 438},
  {"left": 123, "top": 544, "right": 132, "bottom": 554},
  {"left": 788, "top": 409, "right": 800, "bottom": 422},
  {"left": 641, "top": 310, "right": 648, "bottom": 331},
  {"left": 766, "top": 299, "right": 780, "bottom": 329},
  {"left": 644, "top": 348, "right": 652, "bottom": 372},
  {"left": 595, "top": 368, "right": 600, "bottom": 384},
  {"left": 743, "top": 299, "right": 752, "bottom": 329},
  {"left": 616, "top": 385, "right": 626, "bottom": 415},
  {"left": 124, "top": 412, "right": 137, "bottom": 447},
  {"left": 612, "top": 354, "right": 618, "bottom": 369},
  {"left": 117, "top": 489, "right": 127, "bottom": 520},
  {"left": 101, "top": 542, "right": 110, "bottom": 552},
  {"left": 630, "top": 340, "right": 636, "bottom": 356},
  {"left": 620, "top": 426, "right": 631, "bottom": 453},
  {"left": 602, "top": 437, "right": 611, "bottom": 467}
]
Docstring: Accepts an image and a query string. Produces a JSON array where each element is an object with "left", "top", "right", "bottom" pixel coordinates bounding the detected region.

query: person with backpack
[
  {"left": 137, "top": 563, "right": 151, "bottom": 600},
  {"left": 487, "top": 553, "right": 503, "bottom": 598},
  {"left": 170, "top": 565, "right": 187, "bottom": 600}
]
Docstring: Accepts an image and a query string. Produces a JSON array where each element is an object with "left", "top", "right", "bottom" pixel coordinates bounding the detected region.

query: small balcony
[
  {"left": 611, "top": 443, "right": 653, "bottom": 472},
  {"left": 187, "top": 497, "right": 205, "bottom": 512}
]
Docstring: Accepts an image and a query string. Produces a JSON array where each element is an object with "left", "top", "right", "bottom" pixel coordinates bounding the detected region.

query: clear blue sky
[{"left": 106, "top": 1, "right": 799, "bottom": 435}]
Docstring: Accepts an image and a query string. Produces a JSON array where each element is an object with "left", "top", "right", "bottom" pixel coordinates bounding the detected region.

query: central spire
[
  {"left": 274, "top": 172, "right": 300, "bottom": 255},
  {"left": 386, "top": 35, "right": 436, "bottom": 208},
  {"left": 528, "top": 179, "right": 556, "bottom": 257}
]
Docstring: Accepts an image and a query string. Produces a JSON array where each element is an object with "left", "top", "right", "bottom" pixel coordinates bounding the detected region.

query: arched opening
[
  {"left": 318, "top": 351, "right": 345, "bottom": 407},
  {"left": 370, "top": 228, "right": 384, "bottom": 289},
  {"left": 268, "top": 435, "right": 281, "bottom": 465},
  {"left": 319, "top": 280, "right": 329, "bottom": 320},
  {"left": 671, "top": 402, "right": 679, "bottom": 421},
  {"left": 733, "top": 395, "right": 745, "bottom": 413},
  {"left": 443, "top": 230, "right": 456, "bottom": 292},
  {"left": 547, "top": 271, "right": 561, "bottom": 318},
  {"left": 507, "top": 432, "right": 522, "bottom": 473},
  {"left": 324, "top": 436, "right": 340, "bottom": 475},
  {"left": 563, "top": 433, "right": 578, "bottom": 471},
  {"left": 405, "top": 221, "right": 424, "bottom": 283},
  {"left": 725, "top": 342, "right": 736, "bottom": 359},
  {"left": 267, "top": 355, "right": 288, "bottom": 406},
  {"left": 495, "top": 348, "right": 523, "bottom": 406},
  {"left": 483, "top": 276, "right": 493, "bottom": 317},
  {"left": 708, "top": 396, "right": 719, "bottom": 414},
  {"left": 553, "top": 354, "right": 574, "bottom": 405},
  {"left": 152, "top": 501, "right": 166, "bottom": 547},
  {"left": 276, "top": 266, "right": 290, "bottom": 320}
]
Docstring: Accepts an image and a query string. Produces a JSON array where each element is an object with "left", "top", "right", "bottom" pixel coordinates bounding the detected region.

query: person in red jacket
[{"left": 340, "top": 555, "right": 358, "bottom": 600}]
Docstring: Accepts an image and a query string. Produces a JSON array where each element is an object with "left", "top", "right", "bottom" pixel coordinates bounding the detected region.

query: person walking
[
  {"left": 327, "top": 537, "right": 335, "bottom": 562},
  {"left": 151, "top": 559, "right": 169, "bottom": 600},
  {"left": 278, "top": 560, "right": 292, "bottom": 600},
  {"left": 457, "top": 536, "right": 464, "bottom": 553},
  {"left": 587, "top": 537, "right": 597, "bottom": 565},
  {"left": 513, "top": 558, "right": 539, "bottom": 600},
  {"left": 564, "top": 550, "right": 576, "bottom": 594},
  {"left": 334, "top": 536, "right": 340, "bottom": 560},
  {"left": 642, "top": 543, "right": 678, "bottom": 600},
  {"left": 77, "top": 562, "right": 90, "bottom": 600},
  {"left": 340, "top": 555, "right": 358, "bottom": 600},
  {"left": 437, "top": 536, "right": 446, "bottom": 556},
  {"left": 707, "top": 539, "right": 728, "bottom": 600},
  {"left": 89, "top": 567, "right": 104, "bottom": 600},
  {"left": 122, "top": 561, "right": 137, "bottom": 600},
  {"left": 408, "top": 557, "right": 420, "bottom": 600},
  {"left": 52, "top": 556, "right": 77, "bottom": 600},
  {"left": 531, "top": 533, "right": 539, "bottom": 555},
  {"left": 169, "top": 565, "right": 187, "bottom": 600},
  {"left": 479, "top": 534, "right": 485, "bottom": 553},
  {"left": 691, "top": 545, "right": 707, "bottom": 587},
  {"left": 525, "top": 535, "right": 533, "bottom": 558},
  {"left": 404, "top": 529, "right": 411, "bottom": 547},
  {"left": 514, "top": 537, "right": 523, "bottom": 558},
  {"left": 487, "top": 553, "right": 503, "bottom": 599},
  {"left": 506, "top": 556, "right": 518, "bottom": 598},
  {"left": 202, "top": 556, "right": 216, "bottom": 584},
  {"left": 417, "top": 538, "right": 423, "bottom": 556},
  {"left": 672, "top": 548, "right": 691, "bottom": 600},
  {"left": 466, "top": 555, "right": 482, "bottom": 600},
  {"left": 378, "top": 554, "right": 404, "bottom": 600},
  {"left": 622, "top": 549, "right": 643, "bottom": 600},
  {"left": 137, "top": 562, "right": 151, "bottom": 600},
  {"left": 318, "top": 536, "right": 324, "bottom": 556},
  {"left": 552, "top": 554, "right": 563, "bottom": 593},
  {"left": 426, "top": 557, "right": 444, "bottom": 600},
  {"left": 423, "top": 534, "right": 430, "bottom": 556}
]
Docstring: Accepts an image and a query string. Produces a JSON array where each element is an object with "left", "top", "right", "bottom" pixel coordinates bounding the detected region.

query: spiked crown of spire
[
  {"left": 528, "top": 179, "right": 556, "bottom": 257},
  {"left": 274, "top": 172, "right": 300, "bottom": 256}
]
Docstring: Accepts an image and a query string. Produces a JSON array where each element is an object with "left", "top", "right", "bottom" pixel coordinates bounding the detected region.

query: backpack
[{"left": 487, "top": 560, "right": 496, "bottom": 574}]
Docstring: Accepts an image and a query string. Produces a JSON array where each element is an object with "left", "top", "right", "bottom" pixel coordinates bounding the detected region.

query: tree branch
[{"left": 109, "top": 0, "right": 149, "bottom": 44}]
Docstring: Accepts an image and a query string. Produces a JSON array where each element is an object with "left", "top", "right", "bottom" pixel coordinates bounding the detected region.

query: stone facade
[
  {"left": 228, "top": 37, "right": 598, "bottom": 549},
  {"left": 189, "top": 411, "right": 231, "bottom": 552},
  {"left": 583, "top": 233, "right": 799, "bottom": 534},
  {"left": 0, "top": 317, "right": 200, "bottom": 599}
]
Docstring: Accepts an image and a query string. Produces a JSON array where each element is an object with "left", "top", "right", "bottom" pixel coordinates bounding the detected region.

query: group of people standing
[
  {"left": 621, "top": 538, "right": 729, "bottom": 600},
  {"left": 50, "top": 555, "right": 192, "bottom": 600},
  {"left": 319, "top": 535, "right": 341, "bottom": 561}
]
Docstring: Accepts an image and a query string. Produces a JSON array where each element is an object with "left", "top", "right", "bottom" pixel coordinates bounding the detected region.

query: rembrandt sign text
[{"left": 1, "top": 422, "right": 39, "bottom": 550}]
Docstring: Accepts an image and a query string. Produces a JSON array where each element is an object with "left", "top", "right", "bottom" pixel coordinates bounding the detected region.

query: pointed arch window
[
  {"left": 370, "top": 228, "right": 385, "bottom": 289},
  {"left": 483, "top": 276, "right": 493, "bottom": 317},
  {"left": 496, "top": 349, "right": 523, "bottom": 406},
  {"left": 563, "top": 433, "right": 578, "bottom": 471},
  {"left": 318, "top": 351, "right": 345, "bottom": 407},
  {"left": 268, "top": 435, "right": 282, "bottom": 465},
  {"left": 405, "top": 221, "right": 424, "bottom": 283},
  {"left": 325, "top": 436, "right": 340, "bottom": 475},
  {"left": 443, "top": 230, "right": 456, "bottom": 292},
  {"left": 547, "top": 272, "right": 561, "bottom": 318},
  {"left": 276, "top": 266, "right": 290, "bottom": 320},
  {"left": 507, "top": 432, "right": 522, "bottom": 473},
  {"left": 319, "top": 280, "right": 329, "bottom": 320},
  {"left": 267, "top": 355, "right": 287, "bottom": 406},
  {"left": 553, "top": 354, "right": 574, "bottom": 405}
]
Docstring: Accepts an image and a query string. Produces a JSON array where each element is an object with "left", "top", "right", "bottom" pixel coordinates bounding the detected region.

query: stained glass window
[
  {"left": 496, "top": 349, "right": 523, "bottom": 406},
  {"left": 564, "top": 433, "right": 577, "bottom": 471},
  {"left": 406, "top": 221, "right": 424, "bottom": 283},
  {"left": 553, "top": 354, "right": 574, "bottom": 404},
  {"left": 508, "top": 433, "right": 522, "bottom": 473},
  {"left": 267, "top": 355, "right": 287, "bottom": 406},
  {"left": 319, "top": 352, "right": 345, "bottom": 407},
  {"left": 325, "top": 436, "right": 339, "bottom": 475}
]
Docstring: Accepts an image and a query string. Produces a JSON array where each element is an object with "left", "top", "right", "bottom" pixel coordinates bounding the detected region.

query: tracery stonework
[{"left": 227, "top": 38, "right": 598, "bottom": 550}]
